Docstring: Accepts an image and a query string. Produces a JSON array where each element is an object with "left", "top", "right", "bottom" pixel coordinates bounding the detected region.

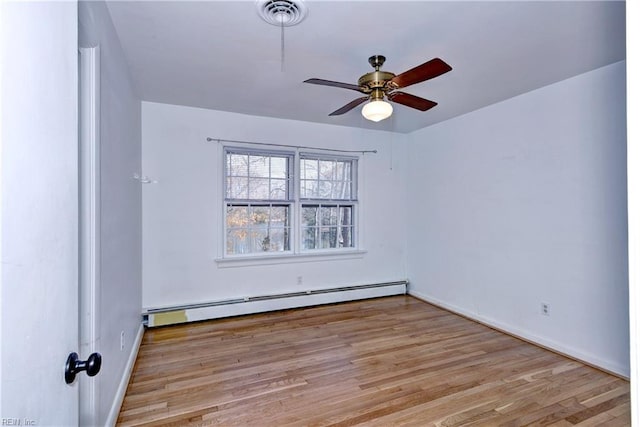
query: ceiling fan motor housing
[
  {"left": 358, "top": 71, "right": 396, "bottom": 94},
  {"left": 358, "top": 55, "right": 397, "bottom": 98}
]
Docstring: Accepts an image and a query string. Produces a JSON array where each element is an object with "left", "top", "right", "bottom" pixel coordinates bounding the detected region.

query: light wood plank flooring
[{"left": 117, "top": 295, "right": 630, "bottom": 426}]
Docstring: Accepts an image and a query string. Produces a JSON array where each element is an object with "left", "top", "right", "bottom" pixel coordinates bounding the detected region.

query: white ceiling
[{"left": 106, "top": 1, "right": 626, "bottom": 134}]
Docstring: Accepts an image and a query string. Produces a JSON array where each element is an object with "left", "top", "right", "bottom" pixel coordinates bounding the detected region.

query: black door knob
[{"left": 65, "top": 352, "right": 102, "bottom": 384}]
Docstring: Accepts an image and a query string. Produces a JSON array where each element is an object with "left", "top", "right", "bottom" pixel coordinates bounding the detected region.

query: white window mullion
[
  {"left": 336, "top": 203, "right": 341, "bottom": 249},
  {"left": 293, "top": 150, "right": 300, "bottom": 254}
]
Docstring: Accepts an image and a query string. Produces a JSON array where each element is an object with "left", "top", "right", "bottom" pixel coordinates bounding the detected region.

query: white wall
[
  {"left": 626, "top": 2, "right": 640, "bottom": 425},
  {"left": 626, "top": 0, "right": 639, "bottom": 420},
  {"left": 407, "top": 61, "right": 629, "bottom": 376},
  {"left": 78, "top": 1, "right": 142, "bottom": 424},
  {"left": 142, "top": 102, "right": 408, "bottom": 309}
]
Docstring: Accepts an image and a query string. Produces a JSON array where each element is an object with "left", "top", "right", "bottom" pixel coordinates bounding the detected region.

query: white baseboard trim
[
  {"left": 105, "top": 323, "right": 145, "bottom": 427},
  {"left": 408, "top": 289, "right": 629, "bottom": 380}
]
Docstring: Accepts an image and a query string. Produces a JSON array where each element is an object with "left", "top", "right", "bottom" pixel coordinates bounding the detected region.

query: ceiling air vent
[{"left": 256, "top": 0, "right": 308, "bottom": 27}]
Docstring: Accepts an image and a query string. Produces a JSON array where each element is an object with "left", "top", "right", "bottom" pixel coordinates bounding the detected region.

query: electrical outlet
[
  {"left": 541, "top": 303, "right": 550, "bottom": 316},
  {"left": 120, "top": 331, "right": 125, "bottom": 350},
  {"left": 297, "top": 276, "right": 303, "bottom": 285}
]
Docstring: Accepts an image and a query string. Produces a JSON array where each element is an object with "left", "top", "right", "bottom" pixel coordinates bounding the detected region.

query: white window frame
[
  {"left": 298, "top": 152, "right": 358, "bottom": 253},
  {"left": 223, "top": 147, "right": 295, "bottom": 257},
  {"left": 221, "top": 146, "right": 362, "bottom": 261}
]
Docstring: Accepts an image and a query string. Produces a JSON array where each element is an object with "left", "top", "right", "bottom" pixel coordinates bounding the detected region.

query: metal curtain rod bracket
[{"left": 206, "top": 137, "right": 377, "bottom": 155}]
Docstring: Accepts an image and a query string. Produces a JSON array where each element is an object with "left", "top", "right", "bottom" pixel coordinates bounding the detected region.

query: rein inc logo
[{"left": 1, "top": 419, "right": 36, "bottom": 426}]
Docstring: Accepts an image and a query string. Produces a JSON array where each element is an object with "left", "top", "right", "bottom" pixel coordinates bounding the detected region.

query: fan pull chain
[
  {"left": 256, "top": 0, "right": 308, "bottom": 71},
  {"left": 280, "top": 19, "right": 285, "bottom": 72}
]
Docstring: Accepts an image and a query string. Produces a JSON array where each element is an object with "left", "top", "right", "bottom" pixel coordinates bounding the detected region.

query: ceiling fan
[{"left": 304, "top": 55, "right": 452, "bottom": 122}]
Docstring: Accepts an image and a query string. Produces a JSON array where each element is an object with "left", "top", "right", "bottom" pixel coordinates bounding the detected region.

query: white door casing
[{"left": 79, "top": 46, "right": 102, "bottom": 427}]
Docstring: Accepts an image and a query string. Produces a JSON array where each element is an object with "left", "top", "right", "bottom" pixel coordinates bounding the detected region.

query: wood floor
[{"left": 117, "top": 296, "right": 630, "bottom": 426}]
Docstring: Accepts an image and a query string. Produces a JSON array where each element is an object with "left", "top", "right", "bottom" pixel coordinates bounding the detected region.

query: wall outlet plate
[{"left": 541, "top": 303, "right": 550, "bottom": 316}]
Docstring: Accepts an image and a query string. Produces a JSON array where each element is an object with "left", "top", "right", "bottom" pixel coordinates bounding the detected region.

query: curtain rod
[{"left": 206, "top": 137, "right": 377, "bottom": 154}]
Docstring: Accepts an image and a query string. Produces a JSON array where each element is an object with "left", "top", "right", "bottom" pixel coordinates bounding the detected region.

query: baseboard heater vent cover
[{"left": 143, "top": 280, "right": 407, "bottom": 327}]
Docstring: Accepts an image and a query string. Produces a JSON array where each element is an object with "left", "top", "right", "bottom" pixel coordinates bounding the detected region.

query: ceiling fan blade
[
  {"left": 387, "top": 92, "right": 437, "bottom": 111},
  {"left": 329, "top": 97, "right": 369, "bottom": 116},
  {"left": 304, "top": 78, "right": 364, "bottom": 92},
  {"left": 390, "top": 58, "right": 452, "bottom": 89}
]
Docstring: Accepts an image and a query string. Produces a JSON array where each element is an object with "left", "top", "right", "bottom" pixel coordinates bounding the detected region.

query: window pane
[
  {"left": 229, "top": 154, "right": 248, "bottom": 176},
  {"left": 250, "top": 206, "right": 270, "bottom": 225},
  {"left": 270, "top": 179, "right": 287, "bottom": 200},
  {"left": 319, "top": 160, "right": 335, "bottom": 180},
  {"left": 227, "top": 177, "right": 248, "bottom": 200},
  {"left": 335, "top": 161, "right": 345, "bottom": 180},
  {"left": 302, "top": 206, "right": 317, "bottom": 227},
  {"left": 226, "top": 205, "right": 249, "bottom": 228},
  {"left": 321, "top": 227, "right": 337, "bottom": 248},
  {"left": 250, "top": 228, "right": 270, "bottom": 252},
  {"left": 227, "top": 228, "right": 249, "bottom": 255},
  {"left": 269, "top": 227, "right": 288, "bottom": 251},
  {"left": 339, "top": 226, "right": 353, "bottom": 248},
  {"left": 332, "top": 181, "right": 350, "bottom": 199},
  {"left": 341, "top": 162, "right": 351, "bottom": 181},
  {"left": 320, "top": 206, "right": 338, "bottom": 226},
  {"left": 335, "top": 161, "right": 352, "bottom": 199},
  {"left": 319, "top": 181, "right": 332, "bottom": 199},
  {"left": 271, "top": 205, "right": 288, "bottom": 226},
  {"left": 302, "top": 159, "right": 318, "bottom": 180},
  {"left": 300, "top": 180, "right": 316, "bottom": 199},
  {"left": 339, "top": 206, "right": 353, "bottom": 226},
  {"left": 271, "top": 157, "right": 288, "bottom": 179},
  {"left": 248, "top": 178, "right": 270, "bottom": 200},
  {"left": 249, "top": 155, "right": 270, "bottom": 178},
  {"left": 302, "top": 227, "right": 316, "bottom": 250}
]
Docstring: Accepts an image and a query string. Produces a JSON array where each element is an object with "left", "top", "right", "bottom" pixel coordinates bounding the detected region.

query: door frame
[{"left": 79, "top": 45, "right": 101, "bottom": 426}]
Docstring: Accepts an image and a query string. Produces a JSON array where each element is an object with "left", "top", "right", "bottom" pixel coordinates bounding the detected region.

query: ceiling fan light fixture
[{"left": 362, "top": 99, "right": 393, "bottom": 122}]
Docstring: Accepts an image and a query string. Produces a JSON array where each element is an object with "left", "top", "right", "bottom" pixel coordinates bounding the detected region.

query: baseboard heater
[{"left": 143, "top": 280, "right": 408, "bottom": 327}]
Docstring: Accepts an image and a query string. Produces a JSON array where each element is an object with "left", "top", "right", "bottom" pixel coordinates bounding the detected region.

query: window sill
[{"left": 215, "top": 249, "right": 367, "bottom": 268}]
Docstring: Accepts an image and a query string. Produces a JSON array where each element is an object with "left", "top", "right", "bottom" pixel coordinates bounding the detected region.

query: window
[
  {"left": 225, "top": 150, "right": 293, "bottom": 255},
  {"left": 224, "top": 148, "right": 358, "bottom": 257},
  {"left": 300, "top": 155, "right": 356, "bottom": 250}
]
